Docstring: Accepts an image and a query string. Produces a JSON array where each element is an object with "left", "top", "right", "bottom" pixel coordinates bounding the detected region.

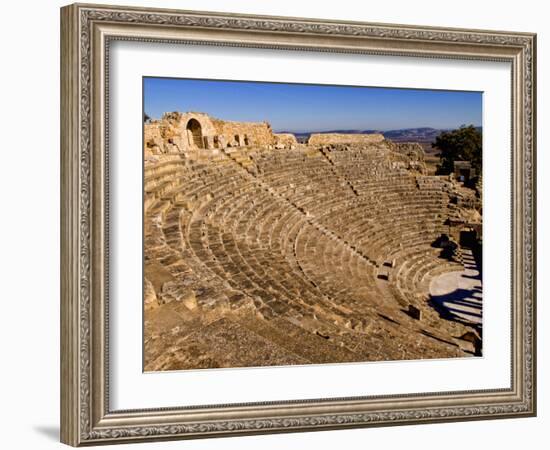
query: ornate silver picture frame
[{"left": 60, "top": 3, "right": 536, "bottom": 446}]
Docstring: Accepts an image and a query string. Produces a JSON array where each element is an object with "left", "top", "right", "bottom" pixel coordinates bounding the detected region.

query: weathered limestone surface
[
  {"left": 308, "top": 133, "right": 385, "bottom": 145},
  {"left": 144, "top": 124, "right": 164, "bottom": 156},
  {"left": 144, "top": 111, "right": 276, "bottom": 155},
  {"left": 143, "top": 112, "right": 483, "bottom": 371},
  {"left": 212, "top": 118, "right": 275, "bottom": 146},
  {"left": 274, "top": 133, "right": 298, "bottom": 148},
  {"left": 389, "top": 142, "right": 426, "bottom": 163},
  {"left": 387, "top": 142, "right": 427, "bottom": 173}
]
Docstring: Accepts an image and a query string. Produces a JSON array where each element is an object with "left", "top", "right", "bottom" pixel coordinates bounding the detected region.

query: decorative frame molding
[{"left": 60, "top": 3, "right": 536, "bottom": 446}]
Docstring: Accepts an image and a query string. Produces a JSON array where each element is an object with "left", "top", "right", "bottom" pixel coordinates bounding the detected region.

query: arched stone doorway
[{"left": 186, "top": 119, "right": 203, "bottom": 149}]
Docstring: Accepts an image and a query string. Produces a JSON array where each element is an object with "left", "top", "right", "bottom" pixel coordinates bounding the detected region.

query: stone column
[
  {"left": 204, "top": 136, "right": 214, "bottom": 150},
  {"left": 186, "top": 129, "right": 193, "bottom": 147}
]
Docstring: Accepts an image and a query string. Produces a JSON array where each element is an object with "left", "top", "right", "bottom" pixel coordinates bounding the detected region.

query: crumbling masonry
[{"left": 143, "top": 112, "right": 483, "bottom": 371}]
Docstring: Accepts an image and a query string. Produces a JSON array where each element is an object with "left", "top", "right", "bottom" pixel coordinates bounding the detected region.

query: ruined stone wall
[
  {"left": 144, "top": 119, "right": 190, "bottom": 156},
  {"left": 157, "top": 111, "right": 263, "bottom": 152},
  {"left": 144, "top": 112, "right": 278, "bottom": 156},
  {"left": 144, "top": 123, "right": 163, "bottom": 157},
  {"left": 173, "top": 112, "right": 218, "bottom": 151},
  {"left": 274, "top": 133, "right": 298, "bottom": 148},
  {"left": 211, "top": 119, "right": 276, "bottom": 147},
  {"left": 388, "top": 142, "right": 425, "bottom": 160},
  {"left": 387, "top": 142, "right": 427, "bottom": 174},
  {"left": 308, "top": 133, "right": 385, "bottom": 145}
]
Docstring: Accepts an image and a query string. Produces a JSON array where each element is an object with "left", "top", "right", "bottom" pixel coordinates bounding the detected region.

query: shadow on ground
[
  {"left": 33, "top": 425, "right": 59, "bottom": 441},
  {"left": 429, "top": 288, "right": 482, "bottom": 327},
  {"left": 429, "top": 245, "right": 483, "bottom": 355}
]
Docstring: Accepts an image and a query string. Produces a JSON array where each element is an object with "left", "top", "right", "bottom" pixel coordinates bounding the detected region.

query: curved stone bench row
[{"left": 144, "top": 149, "right": 476, "bottom": 358}]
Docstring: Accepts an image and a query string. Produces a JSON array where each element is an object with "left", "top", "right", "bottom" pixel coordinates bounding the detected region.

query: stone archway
[{"left": 186, "top": 119, "right": 203, "bottom": 149}]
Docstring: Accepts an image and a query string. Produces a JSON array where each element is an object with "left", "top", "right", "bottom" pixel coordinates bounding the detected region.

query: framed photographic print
[{"left": 60, "top": 3, "right": 536, "bottom": 446}]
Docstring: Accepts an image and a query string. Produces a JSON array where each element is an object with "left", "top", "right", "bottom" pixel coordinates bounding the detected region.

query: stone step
[
  {"left": 235, "top": 313, "right": 359, "bottom": 364},
  {"left": 146, "top": 311, "right": 307, "bottom": 371}
]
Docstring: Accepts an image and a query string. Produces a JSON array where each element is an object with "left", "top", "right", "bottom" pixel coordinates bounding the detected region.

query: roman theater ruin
[{"left": 144, "top": 112, "right": 483, "bottom": 371}]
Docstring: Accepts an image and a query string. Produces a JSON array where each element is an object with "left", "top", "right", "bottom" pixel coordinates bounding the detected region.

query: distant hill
[
  {"left": 278, "top": 126, "right": 482, "bottom": 145},
  {"left": 382, "top": 127, "right": 445, "bottom": 142}
]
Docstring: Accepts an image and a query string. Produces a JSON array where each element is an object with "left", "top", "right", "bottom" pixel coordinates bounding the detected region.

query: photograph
[
  {"left": 54, "top": 1, "right": 537, "bottom": 446},
  {"left": 143, "top": 78, "right": 484, "bottom": 371}
]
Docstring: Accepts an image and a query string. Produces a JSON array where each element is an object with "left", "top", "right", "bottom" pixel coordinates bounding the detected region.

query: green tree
[{"left": 433, "top": 125, "right": 482, "bottom": 175}]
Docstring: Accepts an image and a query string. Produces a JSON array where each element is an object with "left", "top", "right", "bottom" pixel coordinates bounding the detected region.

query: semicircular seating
[{"left": 144, "top": 143, "right": 481, "bottom": 370}]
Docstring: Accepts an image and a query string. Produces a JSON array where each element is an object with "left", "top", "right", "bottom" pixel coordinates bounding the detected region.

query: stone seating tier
[{"left": 144, "top": 144, "right": 480, "bottom": 369}]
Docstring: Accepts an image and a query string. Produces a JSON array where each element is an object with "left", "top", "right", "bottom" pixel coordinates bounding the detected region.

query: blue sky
[{"left": 144, "top": 77, "right": 482, "bottom": 132}]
